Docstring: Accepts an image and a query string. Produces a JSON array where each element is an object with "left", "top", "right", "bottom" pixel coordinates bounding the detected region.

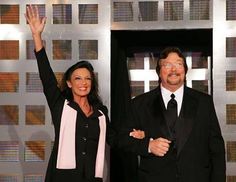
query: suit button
[
  {"left": 82, "top": 137, "right": 87, "bottom": 141},
  {"left": 85, "top": 124, "right": 88, "bottom": 128},
  {"left": 82, "top": 152, "right": 86, "bottom": 155}
]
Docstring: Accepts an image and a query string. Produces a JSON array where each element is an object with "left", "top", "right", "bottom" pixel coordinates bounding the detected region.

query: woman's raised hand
[
  {"left": 25, "top": 5, "right": 46, "bottom": 36},
  {"left": 25, "top": 5, "right": 46, "bottom": 51}
]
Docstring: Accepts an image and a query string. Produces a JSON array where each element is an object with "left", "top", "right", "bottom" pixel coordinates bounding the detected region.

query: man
[{"left": 119, "top": 47, "right": 226, "bottom": 182}]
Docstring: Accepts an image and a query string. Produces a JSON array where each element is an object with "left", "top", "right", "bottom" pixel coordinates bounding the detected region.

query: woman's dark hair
[
  {"left": 61, "top": 61, "right": 103, "bottom": 107},
  {"left": 155, "top": 47, "right": 188, "bottom": 83}
]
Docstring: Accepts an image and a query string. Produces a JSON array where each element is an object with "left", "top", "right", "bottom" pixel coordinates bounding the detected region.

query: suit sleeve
[
  {"left": 35, "top": 47, "right": 63, "bottom": 110},
  {"left": 208, "top": 97, "right": 226, "bottom": 182},
  {"left": 117, "top": 99, "right": 151, "bottom": 156}
]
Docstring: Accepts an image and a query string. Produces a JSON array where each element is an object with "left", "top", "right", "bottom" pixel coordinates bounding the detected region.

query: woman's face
[{"left": 66, "top": 68, "right": 92, "bottom": 98}]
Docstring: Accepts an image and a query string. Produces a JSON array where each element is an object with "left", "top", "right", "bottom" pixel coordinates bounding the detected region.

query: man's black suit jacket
[{"left": 119, "top": 86, "right": 226, "bottom": 182}]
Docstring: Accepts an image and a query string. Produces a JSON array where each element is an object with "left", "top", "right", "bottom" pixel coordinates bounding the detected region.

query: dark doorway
[
  {"left": 111, "top": 29, "right": 212, "bottom": 56},
  {"left": 110, "top": 29, "right": 212, "bottom": 182}
]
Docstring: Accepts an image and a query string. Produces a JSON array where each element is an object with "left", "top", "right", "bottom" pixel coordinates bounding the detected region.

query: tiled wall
[
  {"left": 0, "top": 0, "right": 110, "bottom": 181},
  {"left": 214, "top": 0, "right": 236, "bottom": 180},
  {"left": 111, "top": 0, "right": 235, "bottom": 181},
  {"left": 1, "top": 0, "right": 236, "bottom": 181}
]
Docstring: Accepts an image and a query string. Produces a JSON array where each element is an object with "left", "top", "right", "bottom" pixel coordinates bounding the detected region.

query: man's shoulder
[
  {"left": 132, "top": 88, "right": 159, "bottom": 102},
  {"left": 185, "top": 86, "right": 212, "bottom": 100}
]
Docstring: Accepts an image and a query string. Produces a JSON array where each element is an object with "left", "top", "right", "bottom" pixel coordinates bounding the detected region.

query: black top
[{"left": 35, "top": 48, "right": 115, "bottom": 182}]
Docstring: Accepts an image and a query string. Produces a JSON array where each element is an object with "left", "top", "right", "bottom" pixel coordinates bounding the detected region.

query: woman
[{"left": 25, "top": 5, "right": 144, "bottom": 182}]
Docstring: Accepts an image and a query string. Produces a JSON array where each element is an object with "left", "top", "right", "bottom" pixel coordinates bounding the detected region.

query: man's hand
[{"left": 149, "top": 137, "right": 171, "bottom": 156}]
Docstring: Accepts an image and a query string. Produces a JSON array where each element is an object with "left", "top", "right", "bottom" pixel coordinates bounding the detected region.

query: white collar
[{"left": 160, "top": 84, "right": 184, "bottom": 115}]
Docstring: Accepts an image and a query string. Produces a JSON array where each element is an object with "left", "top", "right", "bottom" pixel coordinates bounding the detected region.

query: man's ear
[{"left": 66, "top": 81, "right": 72, "bottom": 88}]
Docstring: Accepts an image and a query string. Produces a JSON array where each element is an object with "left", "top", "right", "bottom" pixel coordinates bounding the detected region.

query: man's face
[{"left": 159, "top": 52, "right": 186, "bottom": 92}]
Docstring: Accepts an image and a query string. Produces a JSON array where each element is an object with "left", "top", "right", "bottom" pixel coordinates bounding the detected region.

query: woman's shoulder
[{"left": 97, "top": 104, "right": 108, "bottom": 114}]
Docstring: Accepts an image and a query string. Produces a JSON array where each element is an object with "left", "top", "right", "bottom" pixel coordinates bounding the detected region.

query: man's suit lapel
[
  {"left": 176, "top": 87, "right": 198, "bottom": 156},
  {"left": 150, "top": 87, "right": 172, "bottom": 140}
]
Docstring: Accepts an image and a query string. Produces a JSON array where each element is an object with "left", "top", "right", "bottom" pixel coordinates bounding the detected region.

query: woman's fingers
[
  {"left": 26, "top": 5, "right": 33, "bottom": 19},
  {"left": 35, "top": 5, "right": 39, "bottom": 19},
  {"left": 129, "top": 129, "right": 145, "bottom": 139},
  {"left": 25, "top": 5, "right": 38, "bottom": 21}
]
